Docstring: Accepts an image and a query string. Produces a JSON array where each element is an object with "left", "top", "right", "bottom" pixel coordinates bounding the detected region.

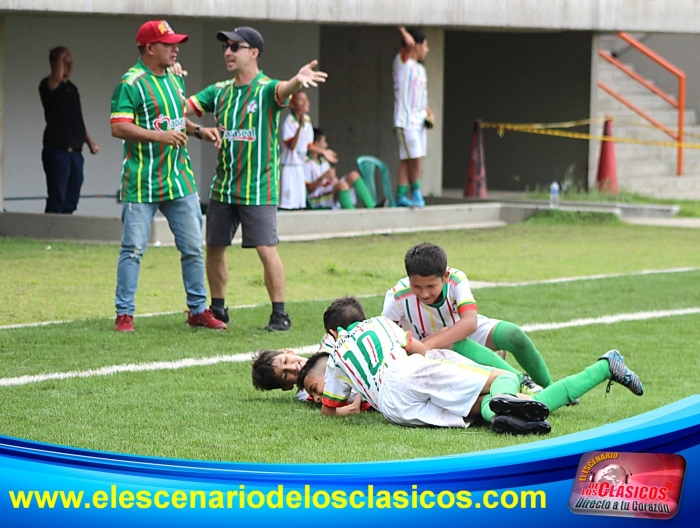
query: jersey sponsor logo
[
  {"left": 153, "top": 115, "right": 186, "bottom": 132},
  {"left": 246, "top": 100, "right": 258, "bottom": 114},
  {"left": 220, "top": 128, "right": 257, "bottom": 142}
]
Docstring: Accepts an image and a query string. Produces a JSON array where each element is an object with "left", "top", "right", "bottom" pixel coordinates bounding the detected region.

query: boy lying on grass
[{"left": 296, "top": 297, "right": 643, "bottom": 434}]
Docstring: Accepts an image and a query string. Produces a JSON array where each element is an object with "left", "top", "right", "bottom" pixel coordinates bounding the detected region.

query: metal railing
[{"left": 598, "top": 31, "right": 686, "bottom": 175}]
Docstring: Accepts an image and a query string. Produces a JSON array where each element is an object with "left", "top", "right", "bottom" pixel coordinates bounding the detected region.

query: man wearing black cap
[{"left": 187, "top": 26, "right": 328, "bottom": 332}]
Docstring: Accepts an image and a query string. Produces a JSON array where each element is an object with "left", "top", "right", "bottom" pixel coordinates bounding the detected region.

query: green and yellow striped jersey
[
  {"left": 188, "top": 71, "right": 289, "bottom": 205},
  {"left": 110, "top": 59, "right": 197, "bottom": 203}
]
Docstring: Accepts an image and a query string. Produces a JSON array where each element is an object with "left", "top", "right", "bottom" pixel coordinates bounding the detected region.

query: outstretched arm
[{"left": 277, "top": 60, "right": 328, "bottom": 102}]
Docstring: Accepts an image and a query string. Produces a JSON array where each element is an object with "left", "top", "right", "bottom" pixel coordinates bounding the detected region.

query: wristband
[{"left": 194, "top": 126, "right": 202, "bottom": 140}]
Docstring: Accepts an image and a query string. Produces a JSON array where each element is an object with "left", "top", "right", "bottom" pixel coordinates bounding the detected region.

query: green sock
[
  {"left": 337, "top": 189, "right": 355, "bottom": 209},
  {"left": 493, "top": 321, "right": 552, "bottom": 387},
  {"left": 533, "top": 360, "right": 610, "bottom": 412},
  {"left": 352, "top": 178, "right": 376, "bottom": 208},
  {"left": 396, "top": 185, "right": 408, "bottom": 199},
  {"left": 481, "top": 371, "right": 520, "bottom": 422},
  {"left": 410, "top": 181, "right": 421, "bottom": 192},
  {"left": 452, "top": 338, "right": 522, "bottom": 380}
]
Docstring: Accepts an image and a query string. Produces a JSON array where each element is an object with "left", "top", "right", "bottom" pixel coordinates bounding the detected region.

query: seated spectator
[{"left": 305, "top": 128, "right": 375, "bottom": 209}]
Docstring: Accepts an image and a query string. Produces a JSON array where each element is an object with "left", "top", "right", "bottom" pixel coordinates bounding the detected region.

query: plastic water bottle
[{"left": 549, "top": 181, "right": 560, "bottom": 208}]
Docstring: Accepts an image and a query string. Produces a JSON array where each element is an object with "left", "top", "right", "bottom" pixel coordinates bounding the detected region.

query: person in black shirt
[{"left": 39, "top": 47, "right": 99, "bottom": 214}]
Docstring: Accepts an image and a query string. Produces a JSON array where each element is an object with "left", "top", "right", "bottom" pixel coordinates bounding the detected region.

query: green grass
[
  {"left": 2, "top": 215, "right": 700, "bottom": 325},
  {"left": 2, "top": 215, "right": 700, "bottom": 463}
]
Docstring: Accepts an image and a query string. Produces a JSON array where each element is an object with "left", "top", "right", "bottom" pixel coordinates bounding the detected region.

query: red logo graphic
[{"left": 569, "top": 451, "right": 686, "bottom": 520}]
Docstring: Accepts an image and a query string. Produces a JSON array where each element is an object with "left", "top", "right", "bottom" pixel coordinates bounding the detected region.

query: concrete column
[
  {"left": 0, "top": 16, "right": 4, "bottom": 212},
  {"left": 423, "top": 27, "right": 444, "bottom": 197},
  {"left": 588, "top": 33, "right": 600, "bottom": 190}
]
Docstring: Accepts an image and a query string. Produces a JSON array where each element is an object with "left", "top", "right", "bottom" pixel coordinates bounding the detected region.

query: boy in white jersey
[
  {"left": 299, "top": 297, "right": 643, "bottom": 434},
  {"left": 305, "top": 128, "right": 376, "bottom": 209},
  {"left": 382, "top": 242, "right": 555, "bottom": 393},
  {"left": 393, "top": 27, "right": 434, "bottom": 208},
  {"left": 279, "top": 91, "right": 316, "bottom": 210}
]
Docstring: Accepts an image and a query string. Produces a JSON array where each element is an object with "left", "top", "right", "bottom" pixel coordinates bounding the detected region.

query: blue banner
[{"left": 2, "top": 396, "right": 699, "bottom": 526}]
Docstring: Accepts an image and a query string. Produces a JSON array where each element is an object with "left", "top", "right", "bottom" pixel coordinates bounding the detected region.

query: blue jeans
[
  {"left": 115, "top": 193, "right": 207, "bottom": 316},
  {"left": 42, "top": 148, "right": 84, "bottom": 214}
]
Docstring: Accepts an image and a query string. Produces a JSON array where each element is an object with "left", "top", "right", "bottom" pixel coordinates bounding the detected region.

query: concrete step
[
  {"left": 596, "top": 79, "right": 665, "bottom": 96},
  {"left": 597, "top": 109, "right": 696, "bottom": 127},
  {"left": 618, "top": 173, "right": 700, "bottom": 199},
  {"left": 614, "top": 142, "right": 700, "bottom": 161},
  {"left": 597, "top": 123, "right": 700, "bottom": 140},
  {"left": 615, "top": 159, "right": 700, "bottom": 177},
  {"left": 597, "top": 93, "right": 680, "bottom": 112}
]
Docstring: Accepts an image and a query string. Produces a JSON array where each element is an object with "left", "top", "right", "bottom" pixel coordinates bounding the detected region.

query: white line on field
[
  {"left": 0, "top": 346, "right": 320, "bottom": 387},
  {"left": 2, "top": 267, "right": 699, "bottom": 331},
  {"left": 2, "top": 307, "right": 700, "bottom": 388}
]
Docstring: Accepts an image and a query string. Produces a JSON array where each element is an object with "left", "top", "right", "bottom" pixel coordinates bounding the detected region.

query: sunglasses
[{"left": 222, "top": 42, "right": 253, "bottom": 52}]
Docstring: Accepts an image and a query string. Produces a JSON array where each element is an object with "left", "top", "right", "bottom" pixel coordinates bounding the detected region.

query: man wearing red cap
[
  {"left": 109, "top": 20, "right": 224, "bottom": 332},
  {"left": 187, "top": 27, "right": 327, "bottom": 332}
]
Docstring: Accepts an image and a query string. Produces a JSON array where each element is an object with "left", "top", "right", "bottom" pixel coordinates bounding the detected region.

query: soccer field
[{"left": 1, "top": 213, "right": 700, "bottom": 463}]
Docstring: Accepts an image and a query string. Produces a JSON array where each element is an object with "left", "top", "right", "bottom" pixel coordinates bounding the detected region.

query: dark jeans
[{"left": 42, "top": 148, "right": 84, "bottom": 214}]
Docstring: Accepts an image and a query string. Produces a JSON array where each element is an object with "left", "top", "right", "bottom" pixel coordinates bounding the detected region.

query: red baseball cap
[{"left": 136, "top": 20, "right": 188, "bottom": 47}]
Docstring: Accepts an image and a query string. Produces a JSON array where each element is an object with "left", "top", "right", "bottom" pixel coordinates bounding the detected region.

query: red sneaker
[
  {"left": 187, "top": 309, "right": 227, "bottom": 330},
  {"left": 115, "top": 314, "right": 134, "bottom": 332}
]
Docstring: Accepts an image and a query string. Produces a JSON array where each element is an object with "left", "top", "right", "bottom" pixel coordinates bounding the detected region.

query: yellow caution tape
[{"left": 481, "top": 121, "right": 700, "bottom": 149}]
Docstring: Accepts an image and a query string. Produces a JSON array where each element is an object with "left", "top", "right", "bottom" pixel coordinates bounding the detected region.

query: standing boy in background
[
  {"left": 279, "top": 91, "right": 315, "bottom": 210},
  {"left": 393, "top": 27, "right": 433, "bottom": 208}
]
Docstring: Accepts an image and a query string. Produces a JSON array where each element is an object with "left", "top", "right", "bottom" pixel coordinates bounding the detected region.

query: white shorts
[
  {"left": 279, "top": 165, "right": 307, "bottom": 210},
  {"left": 468, "top": 314, "right": 502, "bottom": 347},
  {"left": 397, "top": 127, "right": 427, "bottom": 160},
  {"left": 377, "top": 350, "right": 493, "bottom": 428}
]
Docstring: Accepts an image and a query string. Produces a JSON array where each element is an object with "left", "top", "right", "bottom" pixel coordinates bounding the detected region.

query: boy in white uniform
[
  {"left": 393, "top": 27, "right": 434, "bottom": 208},
  {"left": 279, "top": 91, "right": 328, "bottom": 209},
  {"left": 382, "top": 242, "right": 554, "bottom": 394},
  {"left": 304, "top": 128, "right": 376, "bottom": 209},
  {"left": 299, "top": 297, "right": 643, "bottom": 434}
]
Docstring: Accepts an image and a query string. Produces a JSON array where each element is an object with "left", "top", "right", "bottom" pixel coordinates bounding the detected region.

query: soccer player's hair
[
  {"left": 251, "top": 350, "right": 285, "bottom": 390},
  {"left": 313, "top": 127, "right": 325, "bottom": 143},
  {"left": 404, "top": 242, "right": 448, "bottom": 278},
  {"left": 138, "top": 46, "right": 147, "bottom": 55},
  {"left": 297, "top": 351, "right": 329, "bottom": 390},
  {"left": 49, "top": 46, "right": 68, "bottom": 67},
  {"left": 402, "top": 27, "right": 426, "bottom": 46},
  {"left": 323, "top": 297, "right": 366, "bottom": 333}
]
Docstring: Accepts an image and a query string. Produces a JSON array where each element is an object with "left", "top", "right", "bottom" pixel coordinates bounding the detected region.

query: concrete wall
[
  {"left": 5, "top": 1, "right": 700, "bottom": 33},
  {"left": 319, "top": 26, "right": 444, "bottom": 198},
  {"left": 442, "top": 31, "right": 593, "bottom": 192},
  {"left": 1, "top": 14, "right": 319, "bottom": 215}
]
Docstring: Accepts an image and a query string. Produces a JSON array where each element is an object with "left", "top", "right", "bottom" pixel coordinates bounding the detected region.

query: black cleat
[
  {"left": 490, "top": 415, "right": 551, "bottom": 435},
  {"left": 265, "top": 312, "right": 291, "bottom": 332},
  {"left": 599, "top": 350, "right": 644, "bottom": 396},
  {"left": 210, "top": 305, "right": 230, "bottom": 324},
  {"left": 489, "top": 394, "right": 550, "bottom": 422}
]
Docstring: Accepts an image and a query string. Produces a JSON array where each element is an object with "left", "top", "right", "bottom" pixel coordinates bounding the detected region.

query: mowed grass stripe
[
  {"left": 3, "top": 306, "right": 699, "bottom": 387},
  {"left": 2, "top": 267, "right": 698, "bottom": 331}
]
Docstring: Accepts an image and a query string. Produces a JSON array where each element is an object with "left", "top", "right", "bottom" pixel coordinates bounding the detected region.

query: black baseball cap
[{"left": 217, "top": 27, "right": 264, "bottom": 54}]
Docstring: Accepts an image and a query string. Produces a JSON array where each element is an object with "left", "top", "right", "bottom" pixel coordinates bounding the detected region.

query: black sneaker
[
  {"left": 210, "top": 305, "right": 230, "bottom": 324},
  {"left": 489, "top": 393, "right": 550, "bottom": 422},
  {"left": 491, "top": 415, "right": 551, "bottom": 435},
  {"left": 265, "top": 312, "right": 291, "bottom": 332}
]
